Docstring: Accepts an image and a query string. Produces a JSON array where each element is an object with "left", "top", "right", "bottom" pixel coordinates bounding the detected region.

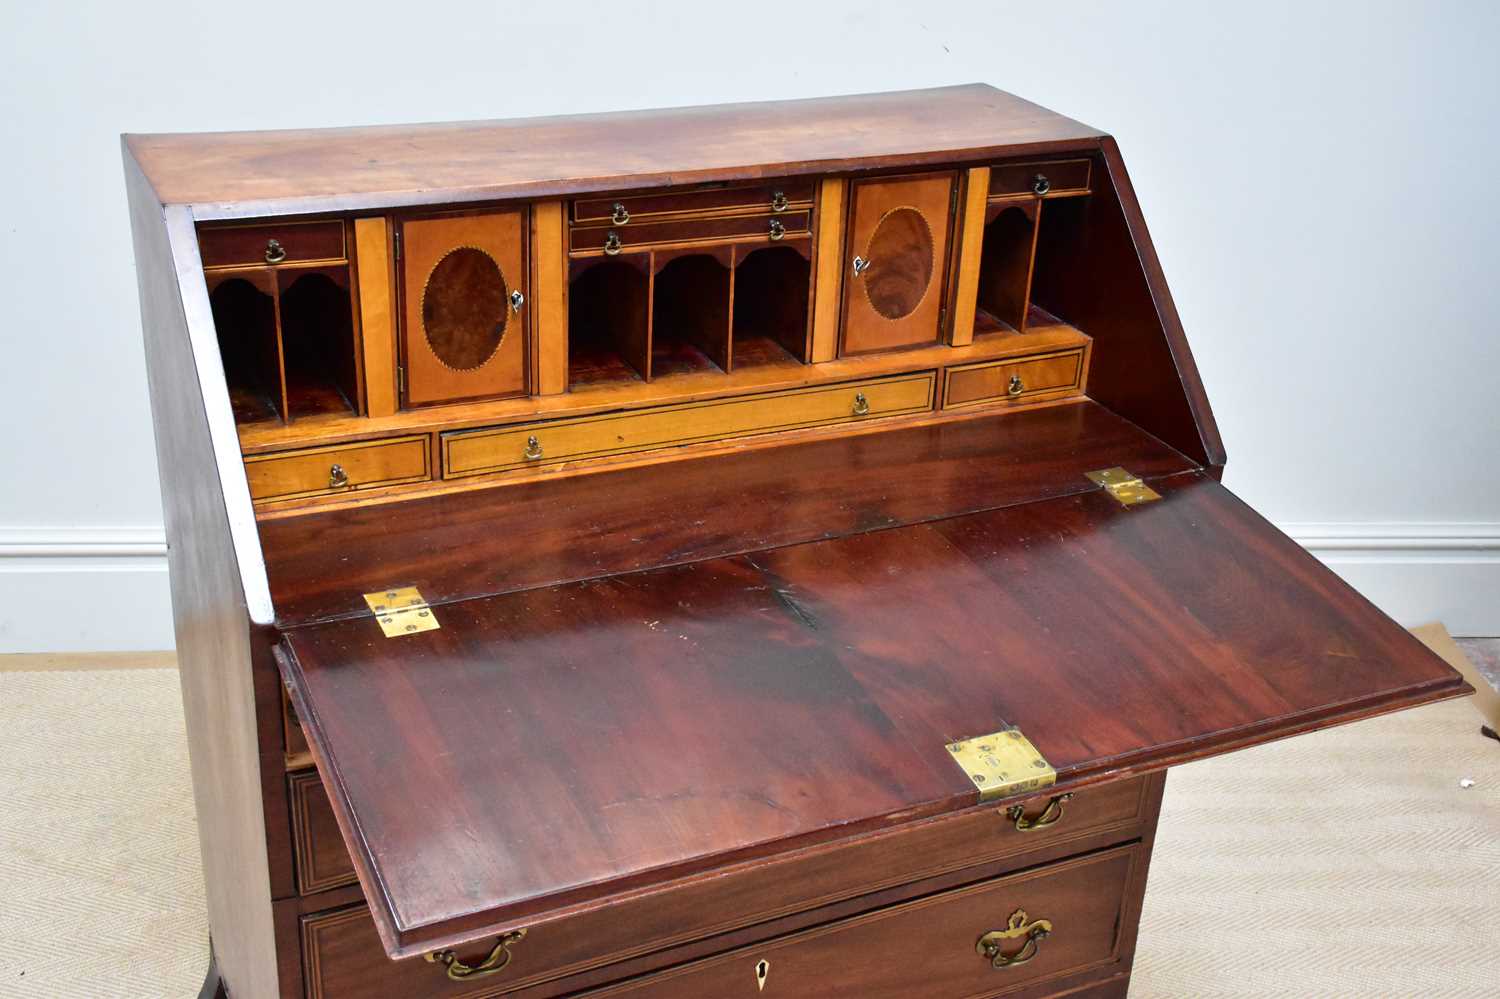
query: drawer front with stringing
[
  {"left": 198, "top": 220, "right": 346, "bottom": 268},
  {"left": 573, "top": 181, "right": 816, "bottom": 225},
  {"left": 288, "top": 770, "right": 359, "bottom": 895},
  {"left": 296, "top": 777, "right": 1153, "bottom": 999},
  {"left": 989, "top": 159, "right": 1092, "bottom": 199},
  {"left": 245, "top": 435, "right": 432, "bottom": 502},
  {"left": 943, "top": 349, "right": 1086, "bottom": 409},
  {"left": 569, "top": 211, "right": 811, "bottom": 254},
  {"left": 443, "top": 373, "right": 936, "bottom": 478}
]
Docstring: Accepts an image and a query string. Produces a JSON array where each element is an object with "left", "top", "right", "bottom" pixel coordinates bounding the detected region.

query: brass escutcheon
[
  {"left": 977, "top": 909, "right": 1052, "bottom": 969},
  {"left": 425, "top": 929, "right": 526, "bottom": 982}
]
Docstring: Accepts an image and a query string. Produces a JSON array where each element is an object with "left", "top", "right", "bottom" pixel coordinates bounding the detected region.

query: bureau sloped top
[{"left": 277, "top": 472, "right": 1468, "bottom": 959}]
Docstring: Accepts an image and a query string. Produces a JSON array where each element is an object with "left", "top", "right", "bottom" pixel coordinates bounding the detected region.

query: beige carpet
[{"left": 0, "top": 656, "right": 1496, "bottom": 998}]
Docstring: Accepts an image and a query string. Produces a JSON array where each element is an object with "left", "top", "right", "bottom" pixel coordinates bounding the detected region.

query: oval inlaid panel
[
  {"left": 422, "top": 247, "right": 508, "bottom": 370},
  {"left": 864, "top": 207, "right": 934, "bottom": 321}
]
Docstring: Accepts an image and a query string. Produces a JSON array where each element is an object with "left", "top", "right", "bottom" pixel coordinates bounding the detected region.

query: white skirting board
[{"left": 0, "top": 524, "right": 1496, "bottom": 652}]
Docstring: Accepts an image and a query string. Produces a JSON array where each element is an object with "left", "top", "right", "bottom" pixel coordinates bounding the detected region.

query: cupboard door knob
[
  {"left": 524, "top": 435, "right": 543, "bottom": 461},
  {"left": 611, "top": 202, "right": 630, "bottom": 225},
  {"left": 852, "top": 392, "right": 871, "bottom": 417},
  {"left": 770, "top": 190, "right": 788, "bottom": 212},
  {"left": 1007, "top": 374, "right": 1024, "bottom": 396},
  {"left": 510, "top": 289, "right": 525, "bottom": 313},
  {"left": 1032, "top": 173, "right": 1051, "bottom": 196},
  {"left": 977, "top": 909, "right": 1052, "bottom": 969},
  {"left": 1006, "top": 792, "right": 1071, "bottom": 831},
  {"left": 851, "top": 255, "right": 871, "bottom": 276},
  {"left": 328, "top": 464, "right": 349, "bottom": 489},
  {"left": 768, "top": 219, "right": 786, "bottom": 241},
  {"left": 264, "top": 239, "right": 287, "bottom": 264},
  {"left": 603, "top": 231, "right": 623, "bottom": 256},
  {"left": 425, "top": 929, "right": 526, "bottom": 982}
]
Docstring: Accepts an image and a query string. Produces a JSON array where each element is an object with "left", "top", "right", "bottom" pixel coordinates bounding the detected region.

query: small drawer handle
[
  {"left": 1032, "top": 173, "right": 1051, "bottom": 196},
  {"left": 327, "top": 464, "right": 349, "bottom": 489},
  {"left": 425, "top": 929, "right": 526, "bottom": 982},
  {"left": 770, "top": 190, "right": 789, "bottom": 212},
  {"left": 977, "top": 909, "right": 1052, "bottom": 970},
  {"left": 264, "top": 238, "right": 287, "bottom": 264},
  {"left": 1006, "top": 792, "right": 1072, "bottom": 832},
  {"left": 1007, "top": 374, "right": 1024, "bottom": 396},
  {"left": 611, "top": 202, "right": 630, "bottom": 225},
  {"left": 768, "top": 219, "right": 786, "bottom": 242},
  {"left": 510, "top": 289, "right": 525, "bottom": 313},
  {"left": 603, "top": 231, "right": 623, "bottom": 256},
  {"left": 523, "top": 435, "right": 543, "bottom": 461},
  {"left": 851, "top": 255, "right": 871, "bottom": 277},
  {"left": 851, "top": 392, "right": 871, "bottom": 417}
]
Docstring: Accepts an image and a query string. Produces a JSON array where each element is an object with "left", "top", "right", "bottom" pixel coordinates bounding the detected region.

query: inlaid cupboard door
[
  {"left": 839, "top": 172, "right": 957, "bottom": 355},
  {"left": 399, "top": 210, "right": 529, "bottom": 406}
]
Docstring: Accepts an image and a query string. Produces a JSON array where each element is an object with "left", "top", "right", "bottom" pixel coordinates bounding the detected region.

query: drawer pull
[
  {"left": 851, "top": 254, "right": 871, "bottom": 277},
  {"left": 1007, "top": 374, "right": 1024, "bottom": 396},
  {"left": 523, "top": 435, "right": 543, "bottom": 461},
  {"left": 1006, "top": 792, "right": 1072, "bottom": 831},
  {"left": 603, "top": 231, "right": 623, "bottom": 256},
  {"left": 425, "top": 929, "right": 526, "bottom": 982},
  {"left": 768, "top": 218, "right": 786, "bottom": 241},
  {"left": 1032, "top": 173, "right": 1051, "bottom": 196},
  {"left": 770, "top": 190, "right": 789, "bottom": 212},
  {"left": 977, "top": 909, "right": 1052, "bottom": 969},
  {"left": 611, "top": 202, "right": 630, "bottom": 225},
  {"left": 851, "top": 392, "right": 870, "bottom": 417},
  {"left": 327, "top": 464, "right": 349, "bottom": 489},
  {"left": 510, "top": 289, "right": 525, "bottom": 313},
  {"left": 264, "top": 238, "right": 287, "bottom": 264}
]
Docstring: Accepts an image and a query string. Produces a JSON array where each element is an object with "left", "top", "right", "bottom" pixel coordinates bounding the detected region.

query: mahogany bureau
[{"left": 123, "top": 85, "right": 1471, "bottom": 998}]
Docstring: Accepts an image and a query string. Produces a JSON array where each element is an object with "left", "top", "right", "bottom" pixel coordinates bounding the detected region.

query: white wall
[{"left": 1, "top": 0, "right": 1495, "bottom": 651}]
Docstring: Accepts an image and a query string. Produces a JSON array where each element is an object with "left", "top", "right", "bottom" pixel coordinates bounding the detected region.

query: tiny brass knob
[
  {"left": 264, "top": 238, "right": 287, "bottom": 264},
  {"left": 524, "top": 435, "right": 543, "bottom": 461},
  {"left": 603, "top": 231, "right": 623, "bottom": 256},
  {"left": 1032, "top": 173, "right": 1051, "bottom": 196},
  {"left": 328, "top": 463, "right": 349, "bottom": 489},
  {"left": 611, "top": 202, "right": 630, "bottom": 225},
  {"left": 851, "top": 255, "right": 871, "bottom": 277},
  {"left": 510, "top": 289, "right": 525, "bottom": 313},
  {"left": 852, "top": 392, "right": 871, "bottom": 417},
  {"left": 770, "top": 190, "right": 789, "bottom": 212},
  {"left": 768, "top": 219, "right": 786, "bottom": 241},
  {"left": 1007, "top": 374, "right": 1024, "bottom": 396}
]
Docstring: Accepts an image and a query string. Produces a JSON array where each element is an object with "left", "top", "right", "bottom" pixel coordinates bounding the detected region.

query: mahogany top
[{"left": 123, "top": 84, "right": 1103, "bottom": 218}]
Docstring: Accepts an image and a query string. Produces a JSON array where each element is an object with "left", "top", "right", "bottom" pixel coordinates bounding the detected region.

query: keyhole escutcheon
[{"left": 755, "top": 958, "right": 770, "bottom": 991}]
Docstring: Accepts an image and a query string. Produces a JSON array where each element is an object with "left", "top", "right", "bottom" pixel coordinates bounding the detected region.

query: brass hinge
[
  {"left": 946, "top": 727, "right": 1055, "bottom": 802},
  {"left": 1086, "top": 466, "right": 1161, "bottom": 507},
  {"left": 392, "top": 228, "right": 402, "bottom": 260},
  {"left": 397, "top": 367, "right": 405, "bottom": 393},
  {"left": 363, "top": 586, "right": 439, "bottom": 638}
]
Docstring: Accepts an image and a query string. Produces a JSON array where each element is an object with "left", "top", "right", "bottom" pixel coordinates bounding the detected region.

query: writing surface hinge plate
[
  {"left": 363, "top": 586, "right": 439, "bottom": 638},
  {"left": 946, "top": 727, "right": 1056, "bottom": 802},
  {"left": 1086, "top": 466, "right": 1162, "bottom": 507}
]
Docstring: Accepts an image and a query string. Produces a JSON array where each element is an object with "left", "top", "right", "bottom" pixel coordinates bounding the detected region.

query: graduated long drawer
[{"left": 442, "top": 372, "right": 936, "bottom": 478}]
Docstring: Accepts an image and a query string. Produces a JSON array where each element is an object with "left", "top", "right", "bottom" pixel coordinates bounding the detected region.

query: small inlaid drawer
[
  {"left": 569, "top": 210, "right": 811, "bottom": 255},
  {"left": 288, "top": 770, "right": 358, "bottom": 896},
  {"left": 198, "top": 220, "right": 346, "bottom": 268},
  {"left": 244, "top": 435, "right": 431, "bottom": 502},
  {"left": 943, "top": 349, "right": 1085, "bottom": 409},
  {"left": 573, "top": 181, "right": 816, "bottom": 225},
  {"left": 443, "top": 373, "right": 936, "bottom": 479},
  {"left": 989, "top": 159, "right": 1092, "bottom": 199}
]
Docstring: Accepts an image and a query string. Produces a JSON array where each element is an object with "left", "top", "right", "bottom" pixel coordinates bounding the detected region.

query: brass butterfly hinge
[
  {"left": 945, "top": 727, "right": 1056, "bottom": 803},
  {"left": 1086, "top": 466, "right": 1162, "bottom": 507},
  {"left": 363, "top": 586, "right": 440, "bottom": 638}
]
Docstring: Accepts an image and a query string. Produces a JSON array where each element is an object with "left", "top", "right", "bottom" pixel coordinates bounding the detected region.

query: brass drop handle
[
  {"left": 603, "top": 231, "right": 623, "bottom": 256},
  {"left": 510, "top": 289, "right": 525, "bottom": 313},
  {"left": 328, "top": 464, "right": 349, "bottom": 489},
  {"left": 768, "top": 219, "right": 786, "bottom": 241},
  {"left": 851, "top": 255, "right": 871, "bottom": 277},
  {"left": 1032, "top": 173, "right": 1051, "bottom": 196},
  {"left": 770, "top": 190, "right": 789, "bottom": 212},
  {"left": 1006, "top": 792, "right": 1072, "bottom": 832},
  {"left": 1007, "top": 374, "right": 1024, "bottom": 396},
  {"left": 977, "top": 910, "right": 1052, "bottom": 970},
  {"left": 851, "top": 392, "right": 871, "bottom": 417},
  {"left": 524, "top": 435, "right": 543, "bottom": 461},
  {"left": 611, "top": 202, "right": 630, "bottom": 225},
  {"left": 264, "top": 238, "right": 287, "bottom": 264},
  {"left": 425, "top": 929, "right": 526, "bottom": 982}
]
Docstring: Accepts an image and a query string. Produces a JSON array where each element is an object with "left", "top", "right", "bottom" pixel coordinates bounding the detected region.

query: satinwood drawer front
[
  {"left": 442, "top": 372, "right": 936, "bottom": 478},
  {"left": 198, "top": 220, "right": 346, "bottom": 269},
  {"left": 244, "top": 435, "right": 431, "bottom": 502},
  {"left": 587, "top": 845, "right": 1140, "bottom": 999},
  {"left": 573, "top": 180, "right": 816, "bottom": 224},
  {"left": 569, "top": 210, "right": 811, "bottom": 254},
  {"left": 288, "top": 770, "right": 358, "bottom": 895},
  {"left": 296, "top": 777, "right": 1152, "bottom": 999},
  {"left": 943, "top": 349, "right": 1086, "bottom": 409},
  {"left": 989, "top": 159, "right": 1092, "bottom": 199}
]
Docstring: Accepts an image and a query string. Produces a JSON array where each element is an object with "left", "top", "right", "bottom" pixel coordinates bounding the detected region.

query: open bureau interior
[{"left": 125, "top": 85, "right": 1469, "bottom": 999}]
